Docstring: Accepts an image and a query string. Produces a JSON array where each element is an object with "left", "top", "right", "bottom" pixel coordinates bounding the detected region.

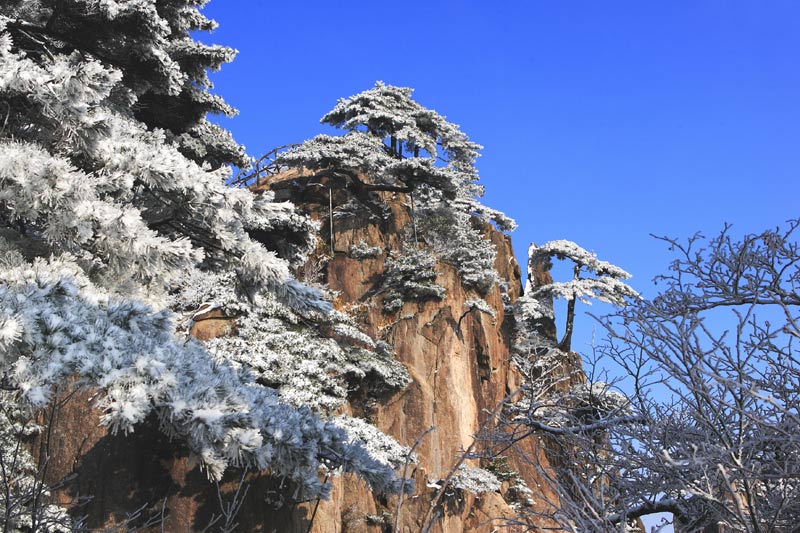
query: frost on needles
[
  {"left": 0, "top": 2, "right": 409, "bottom": 509},
  {"left": 0, "top": 252, "right": 403, "bottom": 497},
  {"left": 174, "top": 269, "right": 410, "bottom": 412}
]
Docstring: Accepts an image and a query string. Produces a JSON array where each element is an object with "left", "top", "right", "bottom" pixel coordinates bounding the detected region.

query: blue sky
[
  {"left": 199, "top": 0, "right": 800, "bottom": 379},
  {"left": 201, "top": 0, "right": 799, "bottom": 304},
  {"left": 199, "top": 3, "right": 798, "bottom": 529}
]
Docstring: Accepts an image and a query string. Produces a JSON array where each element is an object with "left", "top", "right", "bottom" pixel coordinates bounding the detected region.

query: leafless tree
[{"left": 499, "top": 221, "right": 800, "bottom": 532}]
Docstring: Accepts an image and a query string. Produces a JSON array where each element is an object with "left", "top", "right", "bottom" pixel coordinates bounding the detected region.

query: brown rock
[
  {"left": 253, "top": 171, "right": 573, "bottom": 532},
  {"left": 190, "top": 308, "right": 237, "bottom": 341},
  {"left": 34, "top": 169, "right": 582, "bottom": 532}
]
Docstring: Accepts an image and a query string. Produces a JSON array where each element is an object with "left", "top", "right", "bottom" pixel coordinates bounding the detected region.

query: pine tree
[
  {"left": 2, "top": 0, "right": 248, "bottom": 169},
  {"left": 0, "top": 2, "right": 406, "bottom": 516},
  {"left": 278, "top": 82, "right": 516, "bottom": 294},
  {"left": 519, "top": 240, "right": 639, "bottom": 352}
]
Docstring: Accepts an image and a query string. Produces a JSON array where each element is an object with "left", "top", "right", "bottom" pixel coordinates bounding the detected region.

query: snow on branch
[
  {"left": 522, "top": 240, "right": 639, "bottom": 352},
  {"left": 0, "top": 258, "right": 405, "bottom": 497},
  {"left": 464, "top": 299, "right": 497, "bottom": 319},
  {"left": 449, "top": 466, "right": 501, "bottom": 494},
  {"left": 277, "top": 133, "right": 393, "bottom": 177},
  {"left": 530, "top": 276, "right": 640, "bottom": 307},
  {"left": 525, "top": 241, "right": 639, "bottom": 306},
  {"left": 331, "top": 415, "right": 416, "bottom": 472},
  {"left": 529, "top": 240, "right": 632, "bottom": 280}
]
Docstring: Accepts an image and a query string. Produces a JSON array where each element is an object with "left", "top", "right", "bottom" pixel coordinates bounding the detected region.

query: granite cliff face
[
  {"left": 34, "top": 169, "right": 579, "bottom": 532},
  {"left": 245, "top": 170, "right": 567, "bottom": 532}
]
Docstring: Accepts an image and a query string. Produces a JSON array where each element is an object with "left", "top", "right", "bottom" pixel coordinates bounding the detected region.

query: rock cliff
[
  {"left": 34, "top": 169, "right": 579, "bottom": 532},
  {"left": 245, "top": 170, "right": 567, "bottom": 532}
]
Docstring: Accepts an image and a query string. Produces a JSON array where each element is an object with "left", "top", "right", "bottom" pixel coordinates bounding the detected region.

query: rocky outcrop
[
  {"left": 32, "top": 169, "right": 577, "bottom": 532},
  {"left": 247, "top": 171, "right": 566, "bottom": 532}
]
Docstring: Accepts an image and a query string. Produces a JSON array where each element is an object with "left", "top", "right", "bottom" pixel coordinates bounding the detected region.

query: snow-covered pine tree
[
  {"left": 2, "top": 0, "right": 248, "bottom": 169},
  {"left": 521, "top": 240, "right": 639, "bottom": 352},
  {"left": 0, "top": 1, "right": 407, "bottom": 518},
  {"left": 509, "top": 240, "right": 637, "bottom": 426},
  {"left": 277, "top": 82, "right": 516, "bottom": 295}
]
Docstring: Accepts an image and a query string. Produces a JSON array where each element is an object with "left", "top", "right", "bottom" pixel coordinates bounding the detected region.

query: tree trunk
[{"left": 558, "top": 265, "right": 582, "bottom": 352}]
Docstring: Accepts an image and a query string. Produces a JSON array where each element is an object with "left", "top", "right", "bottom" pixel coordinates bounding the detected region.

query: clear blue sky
[
  {"left": 201, "top": 0, "right": 799, "bottom": 303},
  {"left": 198, "top": 3, "right": 798, "bottom": 528},
  {"left": 199, "top": 0, "right": 800, "bottom": 388}
]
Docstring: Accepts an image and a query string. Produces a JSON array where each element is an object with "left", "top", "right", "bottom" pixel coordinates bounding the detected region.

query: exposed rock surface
[
  {"left": 249, "top": 171, "right": 565, "bottom": 532},
  {"left": 33, "top": 169, "right": 578, "bottom": 532}
]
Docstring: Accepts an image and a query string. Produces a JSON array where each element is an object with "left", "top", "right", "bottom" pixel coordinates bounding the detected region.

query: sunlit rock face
[
  {"left": 36, "top": 169, "right": 580, "bottom": 532},
  {"left": 247, "top": 170, "right": 570, "bottom": 532}
]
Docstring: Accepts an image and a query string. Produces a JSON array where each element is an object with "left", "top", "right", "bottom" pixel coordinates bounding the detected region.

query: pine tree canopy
[{"left": 0, "top": 1, "right": 408, "bottom": 503}]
